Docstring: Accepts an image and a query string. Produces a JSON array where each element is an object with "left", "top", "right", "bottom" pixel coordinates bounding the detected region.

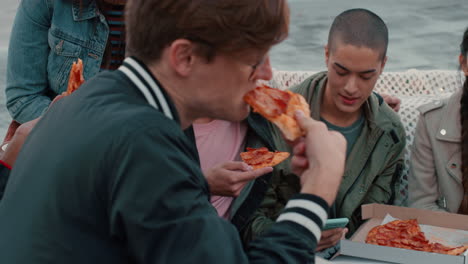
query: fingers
[
  {"left": 291, "top": 155, "right": 308, "bottom": 176},
  {"left": 390, "top": 101, "right": 401, "bottom": 112},
  {"left": 381, "top": 93, "right": 401, "bottom": 112},
  {"left": 236, "top": 166, "right": 273, "bottom": 182},
  {"left": 389, "top": 97, "right": 401, "bottom": 105},
  {"left": 295, "top": 110, "right": 326, "bottom": 134},
  {"left": 224, "top": 167, "right": 272, "bottom": 197},
  {"left": 321, "top": 228, "right": 343, "bottom": 239},
  {"left": 291, "top": 139, "right": 307, "bottom": 176},
  {"left": 205, "top": 161, "right": 272, "bottom": 197},
  {"left": 316, "top": 228, "right": 346, "bottom": 252},
  {"left": 292, "top": 140, "right": 305, "bottom": 155},
  {"left": 297, "top": 120, "right": 346, "bottom": 148},
  {"left": 285, "top": 126, "right": 306, "bottom": 147},
  {"left": 291, "top": 155, "right": 308, "bottom": 167},
  {"left": 221, "top": 161, "right": 251, "bottom": 171},
  {"left": 342, "top": 228, "right": 349, "bottom": 239},
  {"left": 285, "top": 137, "right": 301, "bottom": 147}
]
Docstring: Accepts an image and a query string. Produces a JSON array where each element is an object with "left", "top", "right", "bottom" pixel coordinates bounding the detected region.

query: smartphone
[{"left": 323, "top": 218, "right": 349, "bottom": 230}]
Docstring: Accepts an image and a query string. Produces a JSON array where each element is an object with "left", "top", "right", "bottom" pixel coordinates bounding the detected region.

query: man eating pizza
[
  {"left": 244, "top": 8, "right": 406, "bottom": 258},
  {"left": 0, "top": 0, "right": 348, "bottom": 263}
]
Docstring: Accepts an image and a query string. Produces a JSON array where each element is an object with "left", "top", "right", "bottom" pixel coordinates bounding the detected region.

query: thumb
[{"left": 295, "top": 110, "right": 320, "bottom": 133}]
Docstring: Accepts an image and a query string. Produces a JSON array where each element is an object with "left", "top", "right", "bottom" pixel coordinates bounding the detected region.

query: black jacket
[{"left": 0, "top": 57, "right": 328, "bottom": 263}]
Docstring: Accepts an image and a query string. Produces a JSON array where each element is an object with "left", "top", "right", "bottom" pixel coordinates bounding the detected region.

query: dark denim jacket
[{"left": 6, "top": 0, "right": 108, "bottom": 123}]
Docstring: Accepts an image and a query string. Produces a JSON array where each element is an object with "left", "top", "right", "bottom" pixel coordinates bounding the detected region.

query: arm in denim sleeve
[{"left": 5, "top": 0, "right": 53, "bottom": 123}]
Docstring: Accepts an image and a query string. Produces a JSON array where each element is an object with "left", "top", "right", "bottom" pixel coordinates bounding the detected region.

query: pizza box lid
[{"left": 336, "top": 204, "right": 468, "bottom": 264}]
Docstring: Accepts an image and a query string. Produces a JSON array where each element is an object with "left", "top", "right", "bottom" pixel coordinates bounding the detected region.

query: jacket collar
[
  {"left": 118, "top": 57, "right": 180, "bottom": 123},
  {"left": 72, "top": 0, "right": 100, "bottom": 21},
  {"left": 436, "top": 90, "right": 462, "bottom": 143}
]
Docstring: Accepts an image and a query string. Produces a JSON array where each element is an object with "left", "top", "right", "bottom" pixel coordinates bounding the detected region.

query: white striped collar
[{"left": 118, "top": 57, "right": 175, "bottom": 121}]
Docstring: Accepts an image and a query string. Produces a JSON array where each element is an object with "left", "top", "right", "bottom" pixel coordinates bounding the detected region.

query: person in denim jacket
[{"left": 6, "top": 0, "right": 126, "bottom": 124}]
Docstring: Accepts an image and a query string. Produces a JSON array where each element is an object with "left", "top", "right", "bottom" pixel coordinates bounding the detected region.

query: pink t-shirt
[{"left": 193, "top": 120, "right": 248, "bottom": 219}]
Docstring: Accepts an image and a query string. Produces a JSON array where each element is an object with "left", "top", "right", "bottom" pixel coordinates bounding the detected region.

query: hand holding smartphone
[{"left": 323, "top": 218, "right": 349, "bottom": 230}]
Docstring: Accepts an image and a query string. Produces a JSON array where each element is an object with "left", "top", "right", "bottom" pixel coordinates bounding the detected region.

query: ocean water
[
  {"left": 0, "top": 0, "right": 467, "bottom": 136},
  {"left": 271, "top": 0, "right": 468, "bottom": 71}
]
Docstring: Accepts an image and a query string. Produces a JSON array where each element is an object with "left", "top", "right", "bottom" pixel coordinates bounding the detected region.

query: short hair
[
  {"left": 328, "top": 8, "right": 388, "bottom": 60},
  {"left": 125, "top": 0, "right": 290, "bottom": 64}
]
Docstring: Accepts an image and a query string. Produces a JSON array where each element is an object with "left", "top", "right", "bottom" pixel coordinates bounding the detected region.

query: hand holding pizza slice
[
  {"left": 1, "top": 59, "right": 86, "bottom": 166},
  {"left": 240, "top": 147, "right": 290, "bottom": 170},
  {"left": 243, "top": 84, "right": 310, "bottom": 141},
  {"left": 50, "top": 59, "right": 85, "bottom": 106}
]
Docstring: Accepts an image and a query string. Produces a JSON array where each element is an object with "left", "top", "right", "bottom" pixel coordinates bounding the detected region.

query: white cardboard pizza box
[
  {"left": 337, "top": 204, "right": 468, "bottom": 264},
  {"left": 315, "top": 256, "right": 332, "bottom": 263}
]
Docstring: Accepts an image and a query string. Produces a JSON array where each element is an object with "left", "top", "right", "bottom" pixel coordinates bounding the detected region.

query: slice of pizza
[
  {"left": 366, "top": 219, "right": 425, "bottom": 247},
  {"left": 366, "top": 219, "right": 468, "bottom": 255},
  {"left": 240, "top": 147, "right": 290, "bottom": 169},
  {"left": 243, "top": 84, "right": 310, "bottom": 141},
  {"left": 66, "top": 58, "right": 85, "bottom": 95}
]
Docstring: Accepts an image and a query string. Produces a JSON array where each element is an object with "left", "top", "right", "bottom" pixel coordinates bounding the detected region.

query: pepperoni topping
[
  {"left": 366, "top": 219, "right": 467, "bottom": 255},
  {"left": 244, "top": 85, "right": 291, "bottom": 117},
  {"left": 240, "top": 147, "right": 274, "bottom": 166}
]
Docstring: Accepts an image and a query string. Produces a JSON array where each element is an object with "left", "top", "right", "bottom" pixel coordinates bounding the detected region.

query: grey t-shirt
[{"left": 321, "top": 115, "right": 365, "bottom": 157}]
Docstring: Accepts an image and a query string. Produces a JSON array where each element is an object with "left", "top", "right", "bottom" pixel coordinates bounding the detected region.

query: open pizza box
[{"left": 336, "top": 204, "right": 468, "bottom": 264}]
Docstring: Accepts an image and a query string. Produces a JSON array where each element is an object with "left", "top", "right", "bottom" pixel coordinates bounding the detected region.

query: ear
[
  {"left": 324, "top": 44, "right": 330, "bottom": 65},
  {"left": 168, "top": 39, "right": 196, "bottom": 77},
  {"left": 460, "top": 54, "right": 468, "bottom": 75}
]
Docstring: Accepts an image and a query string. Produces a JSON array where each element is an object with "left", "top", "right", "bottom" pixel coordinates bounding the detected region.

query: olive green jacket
[{"left": 242, "top": 72, "right": 406, "bottom": 241}]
